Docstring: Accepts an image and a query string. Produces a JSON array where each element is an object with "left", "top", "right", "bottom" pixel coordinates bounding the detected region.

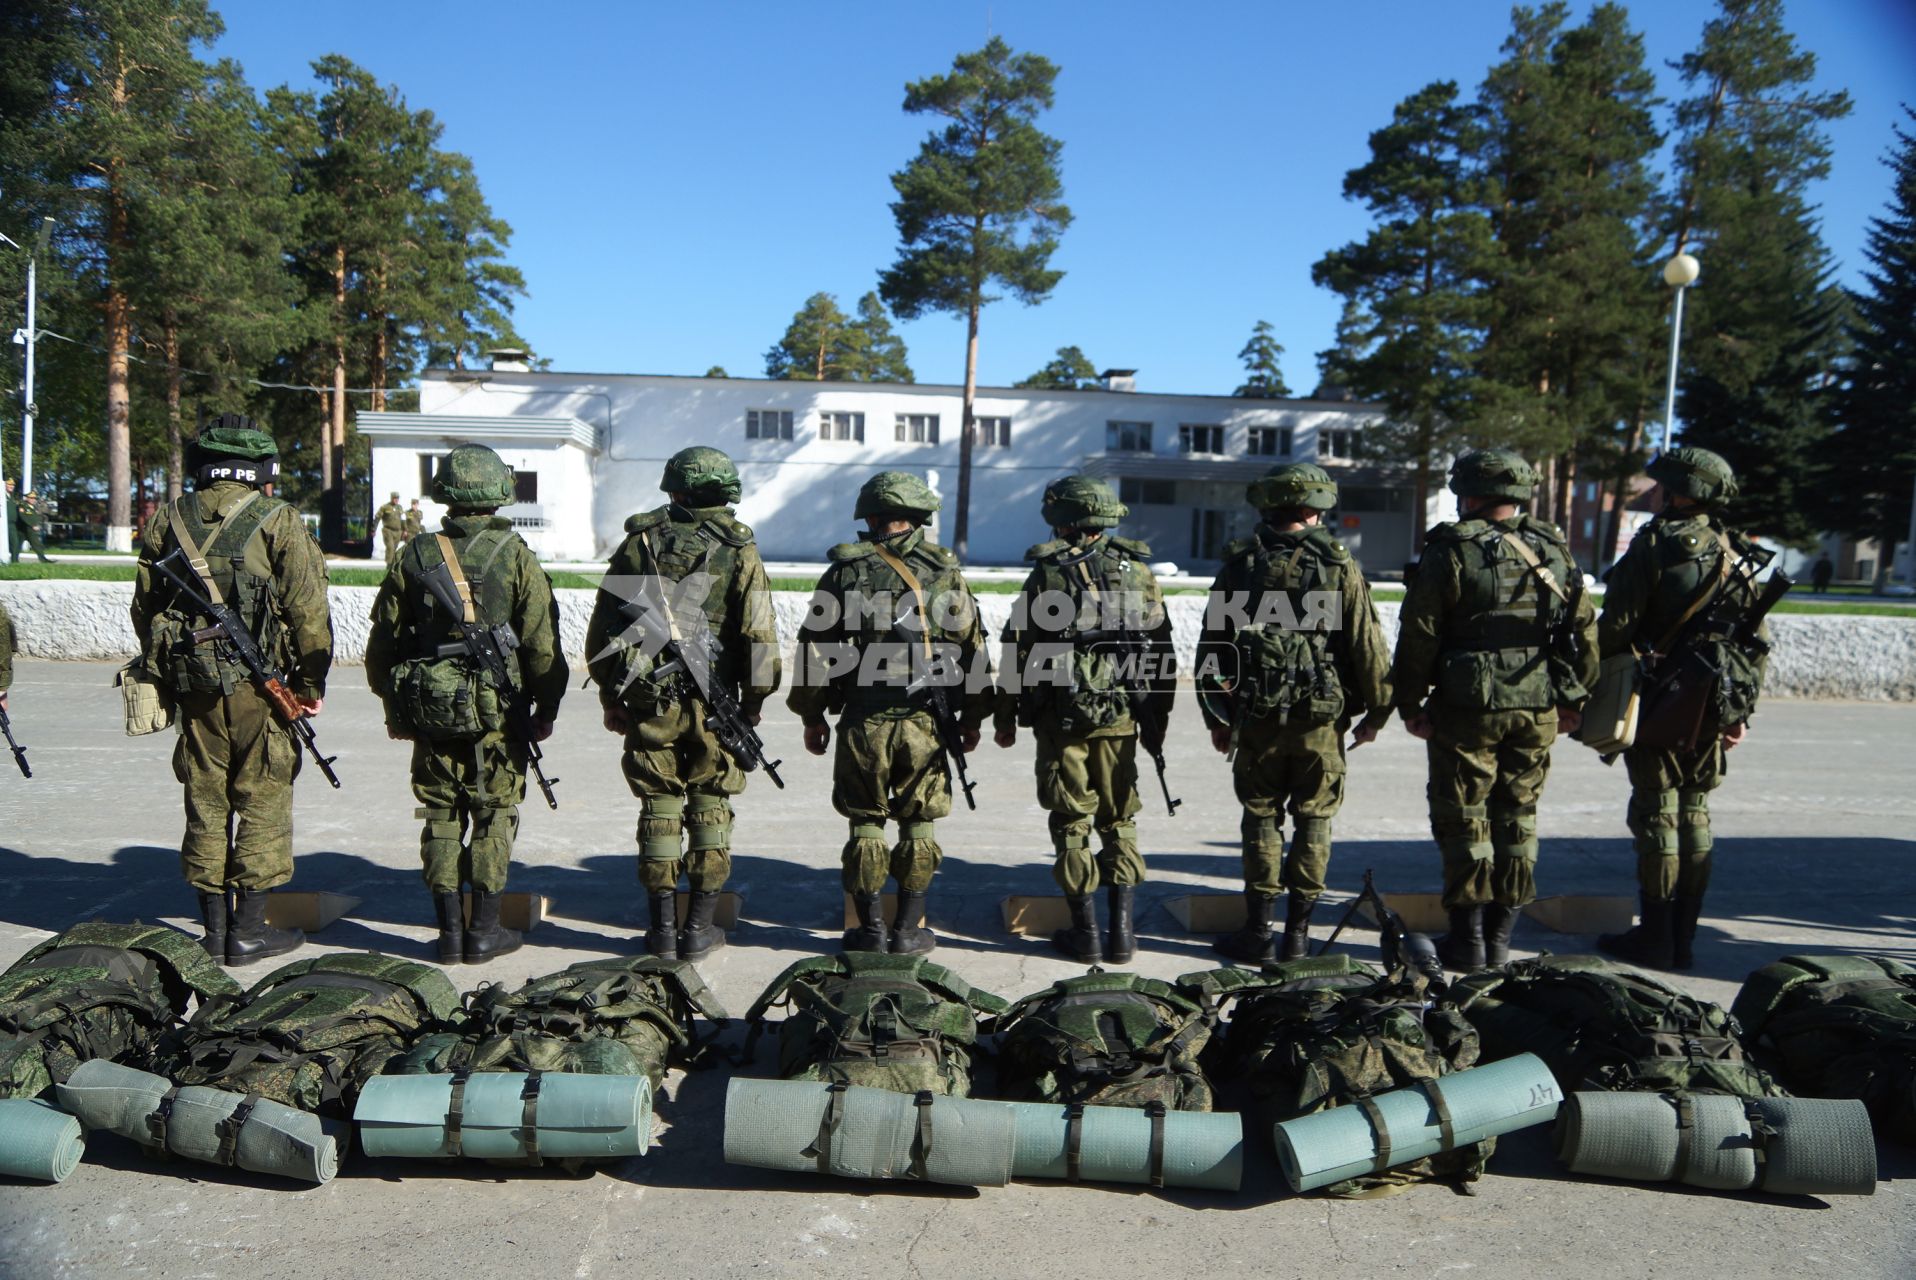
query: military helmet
[
  {"left": 854, "top": 470, "right": 941, "bottom": 521},
  {"left": 1448, "top": 448, "right": 1536, "bottom": 501},
  {"left": 1247, "top": 462, "right": 1338, "bottom": 512},
  {"left": 1040, "top": 475, "right": 1126, "bottom": 530},
  {"left": 432, "top": 444, "right": 515, "bottom": 509},
  {"left": 661, "top": 445, "right": 742, "bottom": 505},
  {"left": 191, "top": 414, "right": 280, "bottom": 486},
  {"left": 1647, "top": 446, "right": 1737, "bottom": 504}
]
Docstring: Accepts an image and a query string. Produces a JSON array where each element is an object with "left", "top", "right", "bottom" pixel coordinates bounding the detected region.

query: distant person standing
[
  {"left": 403, "top": 499, "right": 425, "bottom": 540},
  {"left": 6, "top": 478, "right": 53, "bottom": 564},
  {"left": 1810, "top": 553, "right": 1834, "bottom": 594},
  {"left": 375, "top": 492, "right": 406, "bottom": 567}
]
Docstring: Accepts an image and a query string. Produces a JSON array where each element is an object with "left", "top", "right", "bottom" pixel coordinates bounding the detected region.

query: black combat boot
[
  {"left": 433, "top": 892, "right": 466, "bottom": 965},
  {"left": 196, "top": 890, "right": 229, "bottom": 962},
  {"left": 1482, "top": 903, "right": 1521, "bottom": 967},
  {"left": 1052, "top": 894, "right": 1102, "bottom": 964},
  {"left": 1280, "top": 893, "right": 1316, "bottom": 961},
  {"left": 1598, "top": 895, "right": 1676, "bottom": 970},
  {"left": 842, "top": 891, "right": 888, "bottom": 953},
  {"left": 225, "top": 888, "right": 304, "bottom": 967},
  {"left": 1435, "top": 906, "right": 1486, "bottom": 972},
  {"left": 1671, "top": 896, "right": 1705, "bottom": 971},
  {"left": 465, "top": 889, "right": 523, "bottom": 964},
  {"left": 680, "top": 890, "right": 727, "bottom": 961},
  {"left": 889, "top": 890, "right": 935, "bottom": 956},
  {"left": 1215, "top": 892, "right": 1276, "bottom": 964},
  {"left": 645, "top": 889, "right": 680, "bottom": 959},
  {"left": 1104, "top": 885, "right": 1138, "bottom": 965}
]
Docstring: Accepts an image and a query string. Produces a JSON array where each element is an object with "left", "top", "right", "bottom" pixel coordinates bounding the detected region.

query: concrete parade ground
[{"left": 0, "top": 659, "right": 1912, "bottom": 1279}]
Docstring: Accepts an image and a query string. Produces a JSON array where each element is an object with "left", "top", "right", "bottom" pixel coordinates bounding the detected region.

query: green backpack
[
  {"left": 1445, "top": 955, "right": 1782, "bottom": 1098},
  {"left": 164, "top": 953, "right": 460, "bottom": 1117},
  {"left": 387, "top": 530, "right": 519, "bottom": 741},
  {"left": 1732, "top": 954, "right": 1916, "bottom": 1145},
  {"left": 396, "top": 957, "right": 729, "bottom": 1088},
  {"left": 744, "top": 952, "right": 1009, "bottom": 1098},
  {"left": 989, "top": 969, "right": 1217, "bottom": 1112},
  {"left": 0, "top": 921, "right": 240, "bottom": 1100}
]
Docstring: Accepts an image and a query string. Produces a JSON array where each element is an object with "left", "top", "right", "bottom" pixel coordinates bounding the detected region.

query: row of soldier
[{"left": 85, "top": 419, "right": 1765, "bottom": 978}]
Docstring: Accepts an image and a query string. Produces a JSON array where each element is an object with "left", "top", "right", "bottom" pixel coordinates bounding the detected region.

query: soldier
[
  {"left": 1197, "top": 463, "right": 1394, "bottom": 962},
  {"left": 129, "top": 417, "right": 332, "bottom": 965},
  {"left": 6, "top": 478, "right": 53, "bottom": 564},
  {"left": 788, "top": 471, "right": 993, "bottom": 956},
  {"left": 0, "top": 600, "right": 13, "bottom": 707},
  {"left": 585, "top": 446, "right": 780, "bottom": 961},
  {"left": 403, "top": 499, "right": 425, "bottom": 540},
  {"left": 375, "top": 491, "right": 406, "bottom": 568},
  {"left": 1391, "top": 449, "right": 1597, "bottom": 970},
  {"left": 1597, "top": 448, "right": 1769, "bottom": 971},
  {"left": 365, "top": 445, "right": 568, "bottom": 965},
  {"left": 993, "top": 475, "right": 1174, "bottom": 964}
]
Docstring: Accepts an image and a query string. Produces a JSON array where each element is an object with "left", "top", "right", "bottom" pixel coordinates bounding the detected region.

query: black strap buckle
[
  {"left": 1064, "top": 1103, "right": 1087, "bottom": 1183},
  {"left": 1145, "top": 1100, "right": 1168, "bottom": 1189},
  {"left": 213, "top": 1093, "right": 264, "bottom": 1168},
  {"left": 908, "top": 1090, "right": 936, "bottom": 1181},
  {"left": 520, "top": 1073, "right": 544, "bottom": 1163},
  {"left": 445, "top": 1070, "right": 471, "bottom": 1158},
  {"left": 800, "top": 1082, "right": 850, "bottom": 1174}
]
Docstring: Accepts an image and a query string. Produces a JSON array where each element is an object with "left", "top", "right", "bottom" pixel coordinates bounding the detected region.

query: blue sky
[{"left": 211, "top": 0, "right": 1915, "bottom": 396}]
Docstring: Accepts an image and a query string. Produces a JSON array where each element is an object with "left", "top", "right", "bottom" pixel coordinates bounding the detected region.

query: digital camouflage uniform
[
  {"left": 376, "top": 496, "right": 405, "bottom": 567},
  {"left": 585, "top": 446, "right": 780, "bottom": 959},
  {"left": 0, "top": 601, "right": 14, "bottom": 692},
  {"left": 1392, "top": 449, "right": 1597, "bottom": 969}
]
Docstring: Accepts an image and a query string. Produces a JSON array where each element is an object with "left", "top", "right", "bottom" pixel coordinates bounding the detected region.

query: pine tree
[
  {"left": 764, "top": 293, "right": 853, "bottom": 380},
  {"left": 1233, "top": 320, "right": 1293, "bottom": 398},
  {"left": 850, "top": 292, "right": 913, "bottom": 383},
  {"left": 1014, "top": 345, "right": 1098, "bottom": 389},
  {"left": 703, "top": 366, "right": 729, "bottom": 378}
]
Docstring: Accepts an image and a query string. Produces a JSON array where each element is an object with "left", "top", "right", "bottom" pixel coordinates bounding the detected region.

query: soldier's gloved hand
[
  {"left": 746, "top": 711, "right": 762, "bottom": 727},
  {"left": 603, "top": 705, "right": 631, "bottom": 735},
  {"left": 532, "top": 719, "right": 555, "bottom": 743},
  {"left": 1402, "top": 710, "right": 1433, "bottom": 740},
  {"left": 1556, "top": 705, "right": 1582, "bottom": 735},
  {"left": 804, "top": 722, "right": 831, "bottom": 755},
  {"left": 1209, "top": 726, "right": 1232, "bottom": 755},
  {"left": 1722, "top": 721, "right": 1748, "bottom": 750},
  {"left": 961, "top": 725, "right": 981, "bottom": 753},
  {"left": 995, "top": 726, "right": 1017, "bottom": 749}
]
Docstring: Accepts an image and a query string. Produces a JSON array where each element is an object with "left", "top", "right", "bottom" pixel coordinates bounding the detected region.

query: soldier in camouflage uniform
[
  {"left": 365, "top": 445, "right": 568, "bottom": 965},
  {"left": 1197, "top": 463, "right": 1394, "bottom": 962},
  {"left": 403, "top": 499, "right": 424, "bottom": 540},
  {"left": 585, "top": 446, "right": 781, "bottom": 961},
  {"left": 375, "top": 492, "right": 406, "bottom": 567},
  {"left": 0, "top": 600, "right": 14, "bottom": 707},
  {"left": 130, "top": 418, "right": 332, "bottom": 966},
  {"left": 788, "top": 472, "right": 994, "bottom": 956},
  {"left": 1598, "top": 447, "right": 1769, "bottom": 971},
  {"left": 993, "top": 475, "right": 1175, "bottom": 964},
  {"left": 1391, "top": 449, "right": 1598, "bottom": 970}
]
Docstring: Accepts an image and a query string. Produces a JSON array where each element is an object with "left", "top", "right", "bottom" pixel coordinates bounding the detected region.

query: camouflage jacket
[
  {"left": 0, "top": 602, "right": 13, "bottom": 690},
  {"left": 1599, "top": 510, "right": 1771, "bottom": 671}
]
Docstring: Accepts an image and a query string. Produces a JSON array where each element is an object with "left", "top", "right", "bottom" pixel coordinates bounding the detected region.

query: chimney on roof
[
  {"left": 1100, "top": 368, "right": 1137, "bottom": 393},
  {"left": 487, "top": 347, "right": 531, "bottom": 373}
]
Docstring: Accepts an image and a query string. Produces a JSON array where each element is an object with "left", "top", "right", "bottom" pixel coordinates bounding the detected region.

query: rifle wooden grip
[{"left": 263, "top": 677, "right": 304, "bottom": 722}]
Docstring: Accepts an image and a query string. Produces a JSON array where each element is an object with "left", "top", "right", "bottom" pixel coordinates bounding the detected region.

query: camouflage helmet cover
[
  {"left": 661, "top": 445, "right": 742, "bottom": 504},
  {"left": 855, "top": 470, "right": 941, "bottom": 521},
  {"left": 433, "top": 443, "right": 515, "bottom": 509},
  {"left": 1040, "top": 474, "right": 1127, "bottom": 529},
  {"left": 1647, "top": 446, "right": 1738, "bottom": 503},
  {"left": 1448, "top": 448, "right": 1536, "bottom": 501},
  {"left": 191, "top": 414, "right": 280, "bottom": 486},
  {"left": 1248, "top": 462, "right": 1338, "bottom": 512}
]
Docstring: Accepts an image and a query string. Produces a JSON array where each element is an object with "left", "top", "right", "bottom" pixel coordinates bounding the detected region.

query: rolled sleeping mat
[
  {"left": 354, "top": 1072, "right": 652, "bottom": 1161},
  {"left": 1273, "top": 1052, "right": 1561, "bottom": 1194},
  {"left": 723, "top": 1078, "right": 1016, "bottom": 1187},
  {"left": 1556, "top": 1092, "right": 1876, "bottom": 1196},
  {"left": 1007, "top": 1100, "right": 1243, "bottom": 1191},
  {"left": 0, "top": 1098, "right": 85, "bottom": 1183},
  {"left": 55, "top": 1060, "right": 340, "bottom": 1185}
]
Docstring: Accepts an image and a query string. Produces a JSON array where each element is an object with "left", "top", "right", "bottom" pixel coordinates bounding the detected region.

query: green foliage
[
  {"left": 764, "top": 291, "right": 913, "bottom": 383},
  {"left": 1233, "top": 320, "right": 1292, "bottom": 398},
  {"left": 703, "top": 365, "right": 729, "bottom": 378},
  {"left": 1014, "top": 344, "right": 1098, "bottom": 389}
]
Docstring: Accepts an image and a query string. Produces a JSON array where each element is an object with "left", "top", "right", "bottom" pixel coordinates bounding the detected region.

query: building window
[
  {"left": 895, "top": 413, "right": 940, "bottom": 445},
  {"left": 1179, "top": 424, "right": 1225, "bottom": 455},
  {"left": 1246, "top": 426, "right": 1292, "bottom": 457},
  {"left": 819, "top": 411, "right": 865, "bottom": 443},
  {"left": 1337, "top": 486, "right": 1409, "bottom": 514},
  {"left": 514, "top": 471, "right": 539, "bottom": 504},
  {"left": 746, "top": 409, "right": 794, "bottom": 440},
  {"left": 419, "top": 454, "right": 445, "bottom": 495},
  {"left": 1584, "top": 481, "right": 1600, "bottom": 503},
  {"left": 1119, "top": 477, "right": 1176, "bottom": 505},
  {"left": 1318, "top": 427, "right": 1356, "bottom": 459},
  {"left": 1191, "top": 509, "right": 1230, "bottom": 560},
  {"left": 1106, "top": 421, "right": 1153, "bottom": 452},
  {"left": 1583, "top": 517, "right": 1596, "bottom": 540},
  {"left": 976, "top": 416, "right": 1011, "bottom": 448}
]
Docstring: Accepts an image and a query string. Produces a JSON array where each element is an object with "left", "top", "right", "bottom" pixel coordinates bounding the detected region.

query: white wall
[{"left": 369, "top": 434, "right": 599, "bottom": 560}]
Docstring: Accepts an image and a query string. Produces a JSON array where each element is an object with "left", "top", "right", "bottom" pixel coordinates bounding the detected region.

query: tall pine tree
[
  {"left": 1014, "top": 345, "right": 1098, "bottom": 389},
  {"left": 1233, "top": 320, "right": 1293, "bottom": 397}
]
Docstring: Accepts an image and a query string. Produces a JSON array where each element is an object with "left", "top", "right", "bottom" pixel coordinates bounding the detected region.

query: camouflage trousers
[
  {"left": 1623, "top": 740, "right": 1726, "bottom": 899},
  {"left": 1426, "top": 708, "right": 1556, "bottom": 910},
  {"left": 411, "top": 731, "right": 525, "bottom": 894},
  {"left": 621, "top": 698, "right": 746, "bottom": 893},
  {"left": 1033, "top": 726, "right": 1143, "bottom": 895},
  {"left": 1232, "top": 715, "right": 1346, "bottom": 901},
  {"left": 172, "top": 685, "right": 301, "bottom": 893},
  {"left": 832, "top": 709, "right": 950, "bottom": 895}
]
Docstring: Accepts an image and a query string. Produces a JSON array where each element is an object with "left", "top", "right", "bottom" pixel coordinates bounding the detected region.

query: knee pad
[
  {"left": 1051, "top": 814, "right": 1093, "bottom": 856},
  {"left": 890, "top": 824, "right": 941, "bottom": 893},
  {"left": 1290, "top": 816, "right": 1332, "bottom": 850},
  {"left": 1629, "top": 789, "right": 1680, "bottom": 856},
  {"left": 1100, "top": 821, "right": 1138, "bottom": 851},
  {"left": 1678, "top": 790, "right": 1713, "bottom": 856},
  {"left": 470, "top": 807, "right": 517, "bottom": 845},
  {"left": 640, "top": 795, "right": 686, "bottom": 862},
  {"left": 1490, "top": 805, "right": 1539, "bottom": 861},
  {"left": 1241, "top": 811, "right": 1282, "bottom": 856},
  {"left": 685, "top": 794, "right": 732, "bottom": 853},
  {"left": 1430, "top": 800, "right": 1489, "bottom": 847}
]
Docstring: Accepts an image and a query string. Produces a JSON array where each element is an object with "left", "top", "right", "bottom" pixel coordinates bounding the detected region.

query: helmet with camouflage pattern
[
  {"left": 1448, "top": 448, "right": 1536, "bottom": 502},
  {"left": 1247, "top": 462, "right": 1338, "bottom": 512},
  {"left": 191, "top": 414, "right": 280, "bottom": 488},
  {"left": 432, "top": 443, "right": 515, "bottom": 510},
  {"left": 1040, "top": 474, "right": 1127, "bottom": 530},
  {"left": 854, "top": 470, "right": 941, "bottom": 522},
  {"left": 1647, "top": 446, "right": 1737, "bottom": 504},
  {"left": 661, "top": 445, "right": 742, "bottom": 505}
]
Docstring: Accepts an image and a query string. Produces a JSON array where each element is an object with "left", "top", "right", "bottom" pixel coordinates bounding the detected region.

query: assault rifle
[
  {"left": 151, "top": 549, "right": 340, "bottom": 788},
  {"left": 1316, "top": 869, "right": 1443, "bottom": 984},
  {"left": 0, "top": 702, "right": 28, "bottom": 778},
  {"left": 1079, "top": 627, "right": 1180, "bottom": 816},
  {"left": 416, "top": 557, "right": 560, "bottom": 809},
  {"left": 909, "top": 668, "right": 976, "bottom": 810},
  {"left": 1636, "top": 560, "right": 1793, "bottom": 753}
]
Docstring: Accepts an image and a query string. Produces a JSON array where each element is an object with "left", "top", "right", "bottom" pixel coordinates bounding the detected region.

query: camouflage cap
[
  {"left": 1449, "top": 448, "right": 1536, "bottom": 501},
  {"left": 1040, "top": 474, "right": 1127, "bottom": 529},
  {"left": 432, "top": 443, "right": 515, "bottom": 509},
  {"left": 662, "top": 445, "right": 742, "bottom": 504},
  {"left": 1647, "top": 446, "right": 1737, "bottom": 504},
  {"left": 855, "top": 470, "right": 941, "bottom": 520},
  {"left": 1247, "top": 462, "right": 1338, "bottom": 512}
]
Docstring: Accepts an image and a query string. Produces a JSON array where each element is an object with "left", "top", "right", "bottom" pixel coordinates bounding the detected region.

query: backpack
[
  {"left": 1230, "top": 532, "right": 1345, "bottom": 727},
  {"left": 147, "top": 493, "right": 286, "bottom": 696},
  {"left": 395, "top": 957, "right": 730, "bottom": 1088},
  {"left": 989, "top": 969, "right": 1216, "bottom": 1112},
  {"left": 1445, "top": 955, "right": 1782, "bottom": 1098},
  {"left": 1732, "top": 954, "right": 1916, "bottom": 1144},
  {"left": 0, "top": 922, "right": 240, "bottom": 1100},
  {"left": 596, "top": 509, "right": 752, "bottom": 712},
  {"left": 744, "top": 953, "right": 1009, "bottom": 1098},
  {"left": 164, "top": 953, "right": 460, "bottom": 1117},
  {"left": 387, "top": 530, "right": 519, "bottom": 740},
  {"left": 1015, "top": 536, "right": 1158, "bottom": 734}
]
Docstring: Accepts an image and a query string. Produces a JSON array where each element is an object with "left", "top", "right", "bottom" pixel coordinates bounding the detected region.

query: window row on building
[
  {"left": 739, "top": 408, "right": 1354, "bottom": 459},
  {"left": 744, "top": 408, "right": 1012, "bottom": 448},
  {"left": 1105, "top": 421, "right": 1329, "bottom": 459}
]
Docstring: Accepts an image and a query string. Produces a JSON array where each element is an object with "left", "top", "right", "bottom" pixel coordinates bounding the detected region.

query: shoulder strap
[
  {"left": 433, "top": 535, "right": 477, "bottom": 624},
  {"left": 871, "top": 542, "right": 933, "bottom": 663},
  {"left": 1649, "top": 530, "right": 1734, "bottom": 656},
  {"left": 169, "top": 491, "right": 261, "bottom": 607},
  {"left": 1499, "top": 530, "right": 1569, "bottom": 604}
]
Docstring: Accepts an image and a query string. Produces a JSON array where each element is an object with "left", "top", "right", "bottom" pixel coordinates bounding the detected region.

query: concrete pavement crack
[{"left": 904, "top": 1197, "right": 955, "bottom": 1280}]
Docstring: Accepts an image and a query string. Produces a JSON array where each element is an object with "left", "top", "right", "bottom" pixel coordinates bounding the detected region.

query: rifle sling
[
  {"left": 433, "top": 535, "right": 478, "bottom": 624},
  {"left": 169, "top": 491, "right": 262, "bottom": 608},
  {"left": 1498, "top": 531, "right": 1569, "bottom": 605},
  {"left": 870, "top": 543, "right": 934, "bottom": 663},
  {"left": 1649, "top": 530, "right": 1735, "bottom": 657}
]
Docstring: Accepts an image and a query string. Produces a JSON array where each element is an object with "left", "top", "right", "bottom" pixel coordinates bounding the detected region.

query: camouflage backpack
[
  {"left": 386, "top": 530, "right": 519, "bottom": 740},
  {"left": 164, "top": 953, "right": 460, "bottom": 1117},
  {"left": 396, "top": 957, "right": 729, "bottom": 1088},
  {"left": 1732, "top": 954, "right": 1916, "bottom": 1144},
  {"left": 744, "top": 952, "right": 1008, "bottom": 1097},
  {"left": 1445, "top": 954, "right": 1782, "bottom": 1098},
  {"left": 147, "top": 493, "right": 289, "bottom": 696},
  {"left": 0, "top": 922, "right": 239, "bottom": 1100},
  {"left": 1198, "top": 957, "right": 1489, "bottom": 1195},
  {"left": 1230, "top": 532, "right": 1346, "bottom": 727},
  {"left": 989, "top": 969, "right": 1216, "bottom": 1112}
]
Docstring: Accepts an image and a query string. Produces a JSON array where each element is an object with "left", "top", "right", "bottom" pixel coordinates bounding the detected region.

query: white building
[{"left": 359, "top": 354, "right": 1437, "bottom": 571}]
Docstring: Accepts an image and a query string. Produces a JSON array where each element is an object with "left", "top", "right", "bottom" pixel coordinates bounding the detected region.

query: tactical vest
[
  {"left": 149, "top": 491, "right": 286, "bottom": 695},
  {"left": 602, "top": 506, "right": 752, "bottom": 708},
  {"left": 386, "top": 528, "right": 519, "bottom": 740},
  {"left": 1018, "top": 535, "right": 1156, "bottom": 733},
  {"left": 826, "top": 531, "right": 972, "bottom": 713},
  {"left": 1636, "top": 516, "right": 1773, "bottom": 728},
  {"left": 1227, "top": 527, "right": 1346, "bottom": 727},
  {"left": 1427, "top": 517, "right": 1577, "bottom": 712},
  {"left": 991, "top": 970, "right": 1217, "bottom": 1112}
]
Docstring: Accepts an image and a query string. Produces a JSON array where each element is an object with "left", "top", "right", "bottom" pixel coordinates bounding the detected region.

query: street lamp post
[
  {"left": 1, "top": 217, "right": 54, "bottom": 564},
  {"left": 1659, "top": 252, "right": 1701, "bottom": 457}
]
